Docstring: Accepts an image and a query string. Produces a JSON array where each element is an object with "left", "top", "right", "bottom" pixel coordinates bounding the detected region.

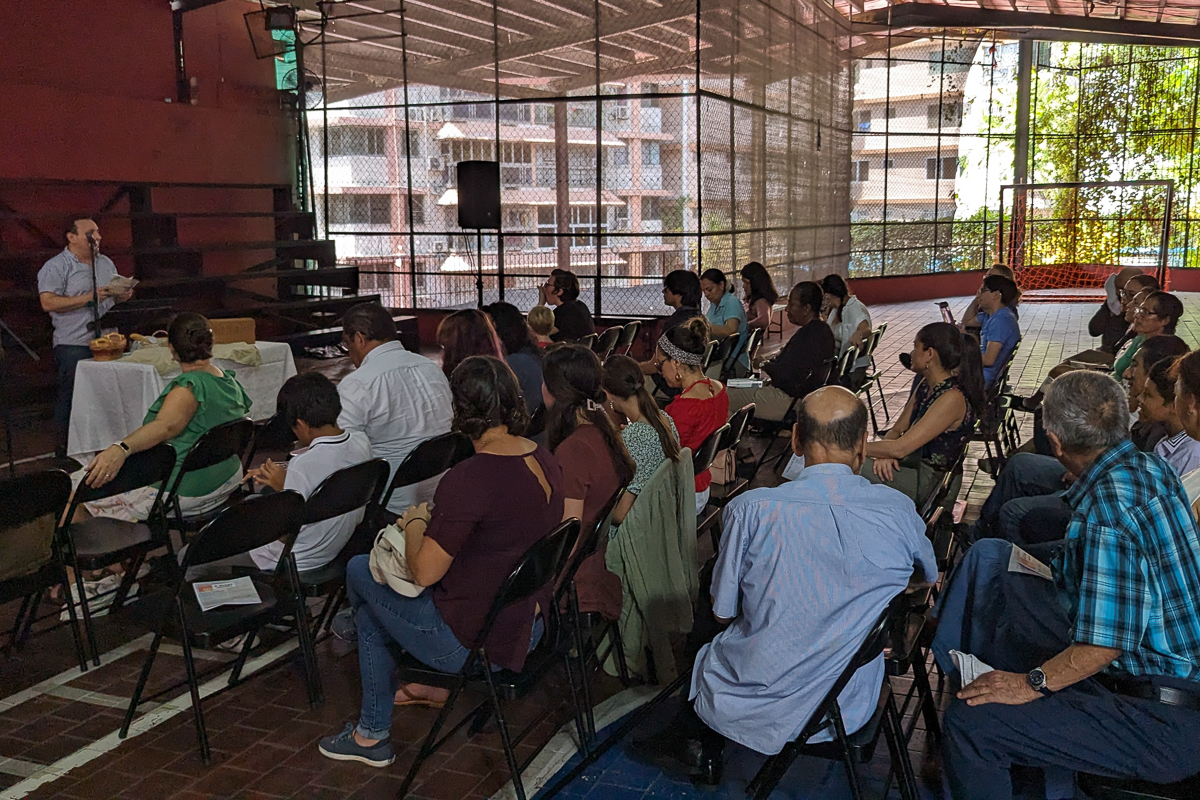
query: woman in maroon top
[
  {"left": 659, "top": 317, "right": 729, "bottom": 513},
  {"left": 436, "top": 308, "right": 504, "bottom": 377},
  {"left": 319, "top": 356, "right": 564, "bottom": 768},
  {"left": 543, "top": 345, "right": 635, "bottom": 621}
]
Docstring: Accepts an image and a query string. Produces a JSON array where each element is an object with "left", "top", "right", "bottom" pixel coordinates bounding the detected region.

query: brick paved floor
[{"left": 2, "top": 295, "right": 1197, "bottom": 800}]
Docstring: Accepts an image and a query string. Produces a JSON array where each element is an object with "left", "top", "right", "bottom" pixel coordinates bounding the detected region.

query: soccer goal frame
[{"left": 997, "top": 179, "right": 1173, "bottom": 290}]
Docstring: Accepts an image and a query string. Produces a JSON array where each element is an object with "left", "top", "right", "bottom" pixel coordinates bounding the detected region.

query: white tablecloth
[{"left": 67, "top": 341, "right": 297, "bottom": 461}]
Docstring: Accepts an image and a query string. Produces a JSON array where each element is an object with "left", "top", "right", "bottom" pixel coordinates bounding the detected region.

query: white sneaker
[{"left": 60, "top": 574, "right": 140, "bottom": 622}]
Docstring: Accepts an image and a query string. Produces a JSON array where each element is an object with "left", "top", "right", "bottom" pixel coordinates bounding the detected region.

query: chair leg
[
  {"left": 862, "top": 387, "right": 881, "bottom": 435},
  {"left": 882, "top": 685, "right": 920, "bottom": 800},
  {"left": 481, "top": 663, "right": 527, "bottom": 800},
  {"left": 9, "top": 593, "right": 33, "bottom": 647},
  {"left": 607, "top": 619, "right": 632, "bottom": 687},
  {"left": 228, "top": 627, "right": 258, "bottom": 686},
  {"left": 176, "top": 607, "right": 211, "bottom": 764},
  {"left": 911, "top": 652, "right": 942, "bottom": 744},
  {"left": 294, "top": 600, "right": 324, "bottom": 706},
  {"left": 121, "top": 629, "right": 164, "bottom": 738},
  {"left": 561, "top": 650, "right": 592, "bottom": 753},
  {"left": 72, "top": 563, "right": 101, "bottom": 666},
  {"left": 19, "top": 590, "right": 45, "bottom": 646},
  {"left": 748, "top": 741, "right": 800, "bottom": 800},
  {"left": 110, "top": 553, "right": 144, "bottom": 612},
  {"left": 829, "top": 703, "right": 862, "bottom": 800},
  {"left": 399, "top": 676, "right": 467, "bottom": 799},
  {"left": 58, "top": 575, "right": 89, "bottom": 673},
  {"left": 877, "top": 379, "right": 891, "bottom": 422}
]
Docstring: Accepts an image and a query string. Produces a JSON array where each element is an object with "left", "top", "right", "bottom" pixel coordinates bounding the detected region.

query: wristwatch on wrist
[
  {"left": 1027, "top": 667, "right": 1053, "bottom": 697},
  {"left": 113, "top": 441, "right": 131, "bottom": 455}
]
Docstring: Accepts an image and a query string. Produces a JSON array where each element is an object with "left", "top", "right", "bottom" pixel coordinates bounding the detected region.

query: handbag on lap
[{"left": 368, "top": 524, "right": 424, "bottom": 597}]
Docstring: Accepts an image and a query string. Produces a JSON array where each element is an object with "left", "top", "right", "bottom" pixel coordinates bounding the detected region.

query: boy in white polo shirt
[{"left": 245, "top": 372, "right": 372, "bottom": 572}]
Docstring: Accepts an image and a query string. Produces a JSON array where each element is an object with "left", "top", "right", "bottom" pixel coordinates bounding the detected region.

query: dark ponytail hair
[
  {"left": 916, "top": 322, "right": 985, "bottom": 416},
  {"left": 700, "top": 268, "right": 729, "bottom": 293},
  {"left": 602, "top": 355, "right": 680, "bottom": 463},
  {"left": 168, "top": 312, "right": 214, "bottom": 363},
  {"left": 543, "top": 345, "right": 636, "bottom": 486}
]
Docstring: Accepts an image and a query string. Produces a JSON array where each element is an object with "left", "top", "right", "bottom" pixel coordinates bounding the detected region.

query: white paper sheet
[
  {"left": 950, "top": 649, "right": 995, "bottom": 685},
  {"left": 1008, "top": 545, "right": 1054, "bottom": 580},
  {"left": 193, "top": 576, "right": 262, "bottom": 612}
]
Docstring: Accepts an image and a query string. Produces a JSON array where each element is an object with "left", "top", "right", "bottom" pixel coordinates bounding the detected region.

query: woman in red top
[
  {"left": 543, "top": 344, "right": 636, "bottom": 621},
  {"left": 659, "top": 317, "right": 729, "bottom": 513}
]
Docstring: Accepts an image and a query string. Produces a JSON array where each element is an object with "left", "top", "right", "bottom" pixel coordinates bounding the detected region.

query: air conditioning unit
[
  {"left": 427, "top": 157, "right": 444, "bottom": 171},
  {"left": 434, "top": 241, "right": 446, "bottom": 252},
  {"left": 614, "top": 106, "right": 630, "bottom": 120}
]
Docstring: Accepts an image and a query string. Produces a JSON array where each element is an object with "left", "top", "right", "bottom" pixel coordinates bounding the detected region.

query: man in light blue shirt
[
  {"left": 38, "top": 217, "right": 132, "bottom": 456},
  {"left": 701, "top": 268, "right": 748, "bottom": 373},
  {"left": 632, "top": 386, "right": 936, "bottom": 784}
]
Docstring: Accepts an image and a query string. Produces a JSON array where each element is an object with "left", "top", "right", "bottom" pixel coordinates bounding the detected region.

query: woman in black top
[{"left": 539, "top": 269, "right": 595, "bottom": 342}]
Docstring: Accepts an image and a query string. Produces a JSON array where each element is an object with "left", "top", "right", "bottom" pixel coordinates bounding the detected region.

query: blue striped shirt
[
  {"left": 690, "top": 463, "right": 937, "bottom": 755},
  {"left": 1058, "top": 439, "right": 1200, "bottom": 679}
]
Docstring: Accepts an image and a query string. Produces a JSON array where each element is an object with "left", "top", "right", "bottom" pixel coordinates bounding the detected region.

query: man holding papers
[
  {"left": 932, "top": 371, "right": 1200, "bottom": 800},
  {"left": 38, "top": 217, "right": 134, "bottom": 457}
]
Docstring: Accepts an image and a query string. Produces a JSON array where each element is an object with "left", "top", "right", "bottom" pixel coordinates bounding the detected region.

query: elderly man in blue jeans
[
  {"left": 933, "top": 370, "right": 1200, "bottom": 800},
  {"left": 633, "top": 386, "right": 937, "bottom": 785}
]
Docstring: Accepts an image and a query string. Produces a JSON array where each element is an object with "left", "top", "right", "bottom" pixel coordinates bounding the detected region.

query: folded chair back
[
  {"left": 723, "top": 403, "right": 755, "bottom": 451},
  {"left": 303, "top": 458, "right": 389, "bottom": 526},
  {"left": 594, "top": 326, "right": 622, "bottom": 360},
  {"left": 243, "top": 413, "right": 296, "bottom": 469},
  {"left": 70, "top": 443, "right": 177, "bottom": 511},
  {"left": 180, "top": 490, "right": 305, "bottom": 573},
  {"left": 383, "top": 432, "right": 473, "bottom": 507},
  {"left": 168, "top": 418, "right": 255, "bottom": 497},
  {"left": 474, "top": 517, "right": 580, "bottom": 651},
  {"left": 616, "top": 321, "right": 640, "bottom": 355},
  {"left": 693, "top": 423, "right": 729, "bottom": 475}
]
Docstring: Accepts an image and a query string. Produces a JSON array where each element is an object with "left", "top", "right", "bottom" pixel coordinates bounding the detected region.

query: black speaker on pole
[{"left": 457, "top": 160, "right": 501, "bottom": 229}]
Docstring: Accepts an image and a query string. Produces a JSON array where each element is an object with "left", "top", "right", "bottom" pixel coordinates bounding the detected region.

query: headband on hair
[
  {"left": 658, "top": 333, "right": 704, "bottom": 366},
  {"left": 586, "top": 398, "right": 605, "bottom": 412}
]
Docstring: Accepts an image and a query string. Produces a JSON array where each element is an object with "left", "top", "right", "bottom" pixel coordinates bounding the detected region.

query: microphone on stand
[{"left": 86, "top": 231, "right": 101, "bottom": 338}]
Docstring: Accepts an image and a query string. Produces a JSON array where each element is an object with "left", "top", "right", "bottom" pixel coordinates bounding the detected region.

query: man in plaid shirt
[{"left": 932, "top": 370, "right": 1200, "bottom": 800}]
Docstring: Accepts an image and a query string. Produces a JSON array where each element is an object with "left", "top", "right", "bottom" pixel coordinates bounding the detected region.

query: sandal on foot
[{"left": 393, "top": 684, "right": 446, "bottom": 709}]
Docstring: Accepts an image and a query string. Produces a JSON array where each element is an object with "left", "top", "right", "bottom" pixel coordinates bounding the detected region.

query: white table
[{"left": 67, "top": 341, "right": 297, "bottom": 461}]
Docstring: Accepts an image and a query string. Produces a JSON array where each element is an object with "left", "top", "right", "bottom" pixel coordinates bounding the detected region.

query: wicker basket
[{"left": 89, "top": 333, "right": 127, "bottom": 362}]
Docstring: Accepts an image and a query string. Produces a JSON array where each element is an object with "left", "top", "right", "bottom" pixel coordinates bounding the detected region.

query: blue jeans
[
  {"left": 345, "top": 554, "right": 544, "bottom": 741},
  {"left": 969, "top": 453, "right": 1071, "bottom": 545},
  {"left": 54, "top": 345, "right": 92, "bottom": 450},
  {"left": 932, "top": 540, "right": 1200, "bottom": 800},
  {"left": 346, "top": 555, "right": 470, "bottom": 740}
]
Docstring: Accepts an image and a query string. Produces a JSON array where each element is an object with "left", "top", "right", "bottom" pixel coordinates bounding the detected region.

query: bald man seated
[{"left": 631, "top": 387, "right": 937, "bottom": 785}]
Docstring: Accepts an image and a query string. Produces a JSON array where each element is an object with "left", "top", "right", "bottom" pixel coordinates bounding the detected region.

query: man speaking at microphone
[{"left": 38, "top": 217, "right": 133, "bottom": 458}]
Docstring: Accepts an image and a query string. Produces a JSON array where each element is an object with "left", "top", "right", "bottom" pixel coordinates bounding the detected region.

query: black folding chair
[
  {"left": 751, "top": 357, "right": 837, "bottom": 478},
  {"left": 834, "top": 346, "right": 857, "bottom": 387},
  {"left": 167, "top": 418, "right": 256, "bottom": 538},
  {"left": 294, "top": 458, "right": 390, "bottom": 636},
  {"left": 859, "top": 326, "right": 891, "bottom": 435},
  {"left": 59, "top": 443, "right": 177, "bottom": 666},
  {"left": 616, "top": 320, "right": 641, "bottom": 356},
  {"left": 706, "top": 335, "right": 739, "bottom": 376},
  {"left": 119, "top": 490, "right": 313, "bottom": 764},
  {"left": 695, "top": 424, "right": 730, "bottom": 542},
  {"left": 0, "top": 471, "right": 88, "bottom": 672},
  {"left": 577, "top": 332, "right": 598, "bottom": 350},
  {"left": 242, "top": 412, "right": 295, "bottom": 471},
  {"left": 593, "top": 325, "right": 622, "bottom": 361},
  {"left": 396, "top": 518, "right": 582, "bottom": 800},
  {"left": 744, "top": 327, "right": 764, "bottom": 366},
  {"left": 369, "top": 431, "right": 474, "bottom": 531},
  {"left": 708, "top": 402, "right": 756, "bottom": 513},
  {"left": 558, "top": 488, "right": 630, "bottom": 745},
  {"left": 746, "top": 595, "right": 919, "bottom": 800},
  {"left": 701, "top": 339, "right": 717, "bottom": 371}
]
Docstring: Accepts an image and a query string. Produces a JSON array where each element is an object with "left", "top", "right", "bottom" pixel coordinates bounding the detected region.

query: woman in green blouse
[{"left": 77, "top": 312, "right": 252, "bottom": 522}]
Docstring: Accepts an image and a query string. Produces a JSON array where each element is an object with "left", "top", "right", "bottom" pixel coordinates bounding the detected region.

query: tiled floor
[{"left": 2, "top": 294, "right": 1197, "bottom": 800}]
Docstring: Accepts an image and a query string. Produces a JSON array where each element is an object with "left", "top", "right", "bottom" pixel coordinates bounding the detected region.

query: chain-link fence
[
  {"left": 300, "top": 0, "right": 850, "bottom": 315},
  {"left": 850, "top": 36, "right": 1200, "bottom": 278}
]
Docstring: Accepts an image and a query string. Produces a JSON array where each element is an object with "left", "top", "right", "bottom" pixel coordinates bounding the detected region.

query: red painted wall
[
  {"left": 0, "top": 0, "right": 292, "bottom": 185},
  {"left": 852, "top": 271, "right": 986, "bottom": 306}
]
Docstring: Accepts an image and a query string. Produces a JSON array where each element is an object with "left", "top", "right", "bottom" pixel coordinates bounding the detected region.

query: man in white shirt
[
  {"left": 336, "top": 303, "right": 453, "bottom": 514},
  {"left": 245, "top": 373, "right": 372, "bottom": 572}
]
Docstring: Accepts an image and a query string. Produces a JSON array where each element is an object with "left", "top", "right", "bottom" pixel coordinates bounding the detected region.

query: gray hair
[{"left": 1042, "top": 371, "right": 1129, "bottom": 454}]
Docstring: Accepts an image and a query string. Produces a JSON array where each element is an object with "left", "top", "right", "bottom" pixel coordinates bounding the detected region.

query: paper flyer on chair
[{"left": 193, "top": 576, "right": 261, "bottom": 612}]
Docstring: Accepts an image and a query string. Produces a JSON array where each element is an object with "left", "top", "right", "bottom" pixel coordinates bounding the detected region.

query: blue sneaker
[
  {"left": 331, "top": 608, "right": 357, "bottom": 641},
  {"left": 318, "top": 722, "right": 394, "bottom": 767}
]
